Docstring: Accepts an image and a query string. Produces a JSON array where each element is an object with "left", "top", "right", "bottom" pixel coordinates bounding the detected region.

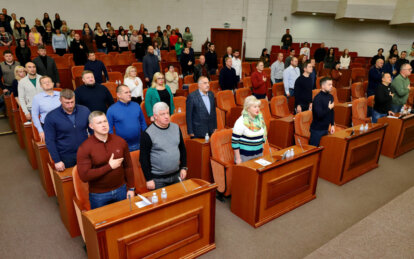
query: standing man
[
  {"left": 186, "top": 76, "right": 217, "bottom": 138},
  {"left": 372, "top": 73, "right": 394, "bottom": 123},
  {"left": 143, "top": 45, "right": 160, "bottom": 87},
  {"left": 309, "top": 58, "right": 317, "bottom": 89},
  {"left": 140, "top": 102, "right": 187, "bottom": 190},
  {"left": 219, "top": 57, "right": 238, "bottom": 91},
  {"left": 33, "top": 45, "right": 60, "bottom": 87},
  {"left": 283, "top": 57, "right": 300, "bottom": 98},
  {"left": 251, "top": 61, "right": 268, "bottom": 99},
  {"left": 294, "top": 61, "right": 314, "bottom": 113},
  {"left": 383, "top": 55, "right": 398, "bottom": 79},
  {"left": 396, "top": 51, "right": 409, "bottom": 74},
  {"left": 74, "top": 70, "right": 114, "bottom": 112},
  {"left": 193, "top": 55, "right": 210, "bottom": 82},
  {"left": 0, "top": 50, "right": 20, "bottom": 95},
  {"left": 180, "top": 47, "right": 194, "bottom": 76},
  {"left": 281, "top": 29, "right": 292, "bottom": 50},
  {"left": 84, "top": 52, "right": 109, "bottom": 84},
  {"left": 367, "top": 58, "right": 384, "bottom": 96},
  {"left": 390, "top": 63, "right": 411, "bottom": 113},
  {"left": 18, "top": 62, "right": 42, "bottom": 120},
  {"left": 370, "top": 48, "right": 385, "bottom": 66},
  {"left": 284, "top": 49, "right": 295, "bottom": 68},
  {"left": 222, "top": 46, "right": 233, "bottom": 66},
  {"left": 314, "top": 43, "right": 327, "bottom": 63},
  {"left": 309, "top": 77, "right": 335, "bottom": 146},
  {"left": 106, "top": 85, "right": 147, "bottom": 151},
  {"left": 77, "top": 111, "right": 135, "bottom": 209},
  {"left": 205, "top": 43, "right": 218, "bottom": 75},
  {"left": 270, "top": 52, "right": 284, "bottom": 84},
  {"left": 44, "top": 89, "right": 90, "bottom": 171},
  {"left": 232, "top": 49, "right": 242, "bottom": 81}
]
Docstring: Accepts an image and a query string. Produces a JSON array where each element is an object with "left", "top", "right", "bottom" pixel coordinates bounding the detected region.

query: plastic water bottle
[
  {"left": 178, "top": 107, "right": 182, "bottom": 113},
  {"left": 360, "top": 125, "right": 364, "bottom": 131},
  {"left": 205, "top": 133, "right": 209, "bottom": 143},
  {"left": 151, "top": 192, "right": 158, "bottom": 204},
  {"left": 401, "top": 107, "right": 405, "bottom": 114},
  {"left": 364, "top": 124, "right": 369, "bottom": 131},
  {"left": 161, "top": 188, "right": 167, "bottom": 200},
  {"left": 286, "top": 149, "right": 291, "bottom": 158},
  {"left": 408, "top": 108, "right": 412, "bottom": 114},
  {"left": 290, "top": 148, "right": 295, "bottom": 157}
]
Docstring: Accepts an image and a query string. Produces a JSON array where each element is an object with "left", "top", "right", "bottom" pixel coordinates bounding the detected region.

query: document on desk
[
  {"left": 135, "top": 194, "right": 152, "bottom": 208},
  {"left": 255, "top": 158, "right": 272, "bottom": 166},
  {"left": 387, "top": 115, "right": 398, "bottom": 119}
]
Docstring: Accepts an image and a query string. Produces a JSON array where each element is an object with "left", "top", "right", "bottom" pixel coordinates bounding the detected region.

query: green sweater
[
  {"left": 175, "top": 43, "right": 184, "bottom": 56},
  {"left": 144, "top": 85, "right": 175, "bottom": 117},
  {"left": 391, "top": 74, "right": 410, "bottom": 106}
]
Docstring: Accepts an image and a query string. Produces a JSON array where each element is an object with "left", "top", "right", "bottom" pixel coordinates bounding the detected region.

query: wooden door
[{"left": 211, "top": 28, "right": 243, "bottom": 58}]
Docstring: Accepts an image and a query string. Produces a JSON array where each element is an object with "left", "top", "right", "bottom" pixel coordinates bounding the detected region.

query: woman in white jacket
[{"left": 123, "top": 66, "right": 143, "bottom": 104}]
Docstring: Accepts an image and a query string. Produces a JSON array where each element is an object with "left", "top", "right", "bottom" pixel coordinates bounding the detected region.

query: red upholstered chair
[
  {"left": 367, "top": 95, "right": 375, "bottom": 109},
  {"left": 188, "top": 83, "right": 198, "bottom": 94},
  {"left": 131, "top": 62, "right": 143, "bottom": 73},
  {"left": 210, "top": 128, "right": 234, "bottom": 197},
  {"left": 242, "top": 62, "right": 251, "bottom": 77},
  {"left": 351, "top": 67, "right": 366, "bottom": 83},
  {"left": 216, "top": 107, "right": 225, "bottom": 130},
  {"left": 102, "top": 82, "right": 118, "bottom": 100},
  {"left": 140, "top": 101, "right": 151, "bottom": 126},
  {"left": 316, "top": 76, "right": 323, "bottom": 89},
  {"left": 270, "top": 96, "right": 291, "bottom": 118},
  {"left": 173, "top": 96, "right": 186, "bottom": 113},
  {"left": 235, "top": 88, "right": 251, "bottom": 106},
  {"left": 183, "top": 75, "right": 194, "bottom": 84},
  {"left": 352, "top": 97, "right": 371, "bottom": 126},
  {"left": 170, "top": 112, "right": 190, "bottom": 141},
  {"left": 271, "top": 82, "right": 285, "bottom": 96},
  {"left": 107, "top": 71, "right": 123, "bottom": 83},
  {"left": 130, "top": 150, "right": 149, "bottom": 194},
  {"left": 351, "top": 82, "right": 365, "bottom": 99},
  {"left": 209, "top": 80, "right": 221, "bottom": 95},
  {"left": 72, "top": 166, "right": 90, "bottom": 242},
  {"left": 243, "top": 76, "right": 252, "bottom": 89},
  {"left": 407, "top": 87, "right": 414, "bottom": 107},
  {"left": 216, "top": 90, "right": 242, "bottom": 128},
  {"left": 71, "top": 65, "right": 84, "bottom": 89},
  {"left": 294, "top": 110, "right": 313, "bottom": 145}
]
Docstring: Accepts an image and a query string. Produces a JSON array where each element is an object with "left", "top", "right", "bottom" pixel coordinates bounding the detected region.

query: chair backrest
[
  {"left": 170, "top": 112, "right": 189, "bottom": 140},
  {"left": 351, "top": 82, "right": 365, "bottom": 99},
  {"left": 184, "top": 75, "right": 194, "bottom": 84},
  {"left": 31, "top": 123, "right": 41, "bottom": 143},
  {"left": 167, "top": 50, "right": 177, "bottom": 62},
  {"left": 209, "top": 80, "right": 221, "bottom": 94},
  {"left": 100, "top": 55, "right": 114, "bottom": 67},
  {"left": 312, "top": 89, "right": 321, "bottom": 100},
  {"left": 210, "top": 128, "right": 234, "bottom": 164},
  {"left": 108, "top": 72, "right": 123, "bottom": 83},
  {"left": 132, "top": 62, "right": 143, "bottom": 73},
  {"left": 294, "top": 110, "right": 313, "bottom": 139},
  {"left": 352, "top": 97, "right": 368, "bottom": 121},
  {"left": 270, "top": 96, "right": 290, "bottom": 118},
  {"left": 216, "top": 107, "right": 225, "bottom": 130},
  {"left": 72, "top": 166, "right": 90, "bottom": 211},
  {"left": 407, "top": 87, "right": 414, "bottom": 107},
  {"left": 235, "top": 88, "right": 251, "bottom": 106},
  {"left": 188, "top": 83, "right": 198, "bottom": 94},
  {"left": 316, "top": 76, "right": 323, "bottom": 89},
  {"left": 367, "top": 95, "right": 375, "bottom": 108},
  {"left": 129, "top": 150, "right": 148, "bottom": 194},
  {"left": 259, "top": 99, "right": 272, "bottom": 129},
  {"left": 71, "top": 65, "right": 84, "bottom": 79},
  {"left": 242, "top": 62, "right": 251, "bottom": 77},
  {"left": 173, "top": 96, "right": 186, "bottom": 113},
  {"left": 330, "top": 87, "right": 340, "bottom": 104},
  {"left": 216, "top": 90, "right": 236, "bottom": 112},
  {"left": 263, "top": 68, "right": 271, "bottom": 78},
  {"left": 243, "top": 77, "right": 252, "bottom": 88},
  {"left": 272, "top": 82, "right": 285, "bottom": 96},
  {"left": 102, "top": 82, "right": 118, "bottom": 99},
  {"left": 351, "top": 67, "right": 366, "bottom": 83},
  {"left": 115, "top": 54, "right": 132, "bottom": 65},
  {"left": 140, "top": 101, "right": 151, "bottom": 125}
]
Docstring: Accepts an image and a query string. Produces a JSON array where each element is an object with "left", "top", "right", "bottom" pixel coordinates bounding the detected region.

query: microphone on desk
[
  {"left": 178, "top": 176, "right": 188, "bottom": 192},
  {"left": 297, "top": 138, "right": 305, "bottom": 153}
]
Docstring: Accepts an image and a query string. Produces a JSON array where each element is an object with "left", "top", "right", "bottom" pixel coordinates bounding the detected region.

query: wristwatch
[
  {"left": 181, "top": 167, "right": 188, "bottom": 171},
  {"left": 128, "top": 187, "right": 136, "bottom": 191}
]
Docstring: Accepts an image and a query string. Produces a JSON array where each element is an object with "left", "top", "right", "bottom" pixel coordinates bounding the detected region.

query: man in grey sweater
[{"left": 139, "top": 102, "right": 187, "bottom": 190}]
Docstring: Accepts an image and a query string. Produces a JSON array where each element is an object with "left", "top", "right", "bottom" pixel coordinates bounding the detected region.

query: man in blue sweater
[
  {"left": 74, "top": 70, "right": 114, "bottom": 113},
  {"left": 84, "top": 52, "right": 109, "bottom": 84},
  {"left": 107, "top": 85, "right": 147, "bottom": 151},
  {"left": 44, "top": 89, "right": 90, "bottom": 171},
  {"left": 367, "top": 58, "right": 384, "bottom": 97}
]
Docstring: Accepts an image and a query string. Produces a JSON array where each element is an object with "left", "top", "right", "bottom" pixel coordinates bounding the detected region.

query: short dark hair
[
  {"left": 3, "top": 50, "right": 12, "bottom": 56},
  {"left": 116, "top": 84, "right": 128, "bottom": 93},
  {"left": 82, "top": 70, "right": 94, "bottom": 78},
  {"left": 378, "top": 48, "right": 384, "bottom": 52},
  {"left": 60, "top": 89, "right": 75, "bottom": 99},
  {"left": 290, "top": 49, "right": 295, "bottom": 53},
  {"left": 401, "top": 51, "right": 407, "bottom": 54},
  {"left": 38, "top": 45, "right": 46, "bottom": 50},
  {"left": 382, "top": 72, "right": 391, "bottom": 78},
  {"left": 88, "top": 51, "right": 95, "bottom": 55},
  {"left": 320, "top": 77, "right": 332, "bottom": 87},
  {"left": 303, "top": 61, "right": 311, "bottom": 69}
]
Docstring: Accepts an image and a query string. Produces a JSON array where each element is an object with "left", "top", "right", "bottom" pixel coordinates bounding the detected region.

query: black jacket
[
  {"left": 193, "top": 63, "right": 210, "bottom": 82},
  {"left": 180, "top": 52, "right": 194, "bottom": 76},
  {"left": 205, "top": 51, "right": 218, "bottom": 70},
  {"left": 311, "top": 90, "right": 334, "bottom": 131},
  {"left": 219, "top": 66, "right": 238, "bottom": 90},
  {"left": 374, "top": 83, "right": 393, "bottom": 114},
  {"left": 314, "top": 48, "right": 326, "bottom": 63},
  {"left": 33, "top": 56, "right": 60, "bottom": 83}
]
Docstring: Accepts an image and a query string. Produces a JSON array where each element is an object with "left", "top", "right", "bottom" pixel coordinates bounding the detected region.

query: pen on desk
[{"left": 128, "top": 195, "right": 132, "bottom": 211}]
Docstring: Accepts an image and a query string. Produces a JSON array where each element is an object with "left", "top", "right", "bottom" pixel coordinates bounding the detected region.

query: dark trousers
[
  {"left": 153, "top": 172, "right": 180, "bottom": 190},
  {"left": 309, "top": 129, "right": 328, "bottom": 147},
  {"left": 55, "top": 48, "right": 66, "bottom": 56},
  {"left": 253, "top": 93, "right": 266, "bottom": 99},
  {"left": 61, "top": 154, "right": 77, "bottom": 168},
  {"left": 131, "top": 96, "right": 142, "bottom": 105},
  {"left": 119, "top": 47, "right": 129, "bottom": 53}
]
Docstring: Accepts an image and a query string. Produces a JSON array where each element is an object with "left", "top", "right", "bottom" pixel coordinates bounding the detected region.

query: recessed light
[
  {"left": 312, "top": 12, "right": 317, "bottom": 15},
  {"left": 359, "top": 18, "right": 365, "bottom": 22}
]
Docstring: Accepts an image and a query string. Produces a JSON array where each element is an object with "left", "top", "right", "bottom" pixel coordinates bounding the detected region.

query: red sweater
[
  {"left": 251, "top": 70, "right": 267, "bottom": 95},
  {"left": 77, "top": 134, "right": 134, "bottom": 193}
]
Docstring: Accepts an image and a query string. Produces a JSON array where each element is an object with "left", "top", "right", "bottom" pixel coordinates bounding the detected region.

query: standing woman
[
  {"left": 232, "top": 96, "right": 267, "bottom": 164},
  {"left": 331, "top": 62, "right": 342, "bottom": 87},
  {"left": 389, "top": 44, "right": 398, "bottom": 58},
  {"left": 129, "top": 30, "right": 139, "bottom": 53},
  {"left": 19, "top": 17, "right": 30, "bottom": 35},
  {"left": 66, "top": 30, "right": 76, "bottom": 49},
  {"left": 43, "top": 23, "right": 54, "bottom": 45},
  {"left": 153, "top": 41, "right": 161, "bottom": 61},
  {"left": 13, "top": 22, "right": 27, "bottom": 43},
  {"left": 165, "top": 65, "right": 179, "bottom": 95},
  {"left": 34, "top": 19, "right": 45, "bottom": 37},
  {"left": 81, "top": 28, "right": 94, "bottom": 51},
  {"left": 117, "top": 29, "right": 129, "bottom": 52},
  {"left": 145, "top": 72, "right": 175, "bottom": 121},
  {"left": 123, "top": 66, "right": 143, "bottom": 104},
  {"left": 10, "top": 66, "right": 26, "bottom": 97},
  {"left": 94, "top": 22, "right": 102, "bottom": 33},
  {"left": 70, "top": 33, "right": 88, "bottom": 65},
  {"left": 324, "top": 48, "right": 336, "bottom": 69},
  {"left": 340, "top": 48, "right": 351, "bottom": 69},
  {"left": 94, "top": 27, "right": 107, "bottom": 53},
  {"left": 53, "top": 13, "right": 62, "bottom": 30},
  {"left": 42, "top": 13, "right": 52, "bottom": 27},
  {"left": 260, "top": 48, "right": 271, "bottom": 68},
  {"left": 107, "top": 29, "right": 118, "bottom": 52},
  {"left": 60, "top": 25, "right": 70, "bottom": 37},
  {"left": 52, "top": 28, "right": 68, "bottom": 56},
  {"left": 182, "top": 27, "right": 193, "bottom": 44},
  {"left": 82, "top": 23, "right": 94, "bottom": 36},
  {"left": 15, "top": 39, "right": 31, "bottom": 66},
  {"left": 28, "top": 27, "right": 43, "bottom": 46},
  {"left": 175, "top": 37, "right": 184, "bottom": 61}
]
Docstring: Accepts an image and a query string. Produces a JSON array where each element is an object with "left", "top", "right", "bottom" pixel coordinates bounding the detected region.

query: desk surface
[{"left": 323, "top": 123, "right": 385, "bottom": 140}]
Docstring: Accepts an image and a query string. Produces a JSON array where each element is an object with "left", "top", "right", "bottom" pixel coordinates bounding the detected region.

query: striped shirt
[{"left": 231, "top": 116, "right": 265, "bottom": 157}]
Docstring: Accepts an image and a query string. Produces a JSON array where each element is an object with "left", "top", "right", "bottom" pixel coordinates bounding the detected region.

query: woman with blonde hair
[
  {"left": 165, "top": 65, "right": 178, "bottom": 94},
  {"left": 145, "top": 72, "right": 175, "bottom": 121},
  {"left": 232, "top": 95, "right": 267, "bottom": 164},
  {"left": 9, "top": 66, "right": 26, "bottom": 97},
  {"left": 28, "top": 27, "right": 43, "bottom": 46},
  {"left": 123, "top": 66, "right": 143, "bottom": 104}
]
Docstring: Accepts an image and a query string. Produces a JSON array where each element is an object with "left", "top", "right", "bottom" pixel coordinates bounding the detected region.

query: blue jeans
[
  {"left": 309, "top": 129, "right": 328, "bottom": 147},
  {"left": 89, "top": 184, "right": 127, "bottom": 209},
  {"left": 97, "top": 48, "right": 107, "bottom": 54},
  {"left": 273, "top": 79, "right": 283, "bottom": 84},
  {"left": 372, "top": 109, "right": 386, "bottom": 123},
  {"left": 391, "top": 104, "right": 402, "bottom": 113}
]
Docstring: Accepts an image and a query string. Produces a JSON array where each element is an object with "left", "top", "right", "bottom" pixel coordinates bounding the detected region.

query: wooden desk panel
[
  {"left": 269, "top": 116, "right": 294, "bottom": 148},
  {"left": 21, "top": 122, "right": 37, "bottom": 170},
  {"left": 186, "top": 138, "right": 213, "bottom": 182},
  {"left": 13, "top": 108, "right": 24, "bottom": 149},
  {"left": 83, "top": 179, "right": 216, "bottom": 259},
  {"left": 33, "top": 141, "right": 55, "bottom": 196},
  {"left": 4, "top": 95, "right": 14, "bottom": 131},
  {"left": 231, "top": 145, "right": 323, "bottom": 228},
  {"left": 53, "top": 167, "right": 80, "bottom": 238},
  {"left": 319, "top": 123, "right": 387, "bottom": 185},
  {"left": 334, "top": 103, "right": 352, "bottom": 127},
  {"left": 378, "top": 114, "right": 414, "bottom": 158}
]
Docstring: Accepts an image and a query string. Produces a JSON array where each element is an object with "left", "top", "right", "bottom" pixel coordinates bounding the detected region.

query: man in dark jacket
[
  {"left": 135, "top": 35, "right": 147, "bottom": 62},
  {"left": 84, "top": 52, "right": 109, "bottom": 84},
  {"left": 143, "top": 45, "right": 160, "bottom": 86},
  {"left": 205, "top": 43, "right": 218, "bottom": 75},
  {"left": 33, "top": 45, "right": 60, "bottom": 87},
  {"left": 180, "top": 47, "right": 194, "bottom": 76},
  {"left": 193, "top": 55, "right": 210, "bottom": 82},
  {"left": 314, "top": 42, "right": 327, "bottom": 63},
  {"left": 219, "top": 57, "right": 238, "bottom": 91}
]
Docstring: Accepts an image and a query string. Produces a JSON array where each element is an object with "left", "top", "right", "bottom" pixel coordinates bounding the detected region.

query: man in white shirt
[
  {"left": 299, "top": 42, "right": 310, "bottom": 60},
  {"left": 283, "top": 57, "right": 300, "bottom": 98},
  {"left": 232, "top": 49, "right": 242, "bottom": 81},
  {"left": 18, "top": 62, "right": 43, "bottom": 120},
  {"left": 270, "top": 53, "right": 284, "bottom": 84}
]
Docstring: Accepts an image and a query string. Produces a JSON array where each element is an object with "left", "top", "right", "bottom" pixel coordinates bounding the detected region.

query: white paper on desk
[
  {"left": 347, "top": 103, "right": 352, "bottom": 107},
  {"left": 135, "top": 200, "right": 151, "bottom": 208},
  {"left": 255, "top": 158, "right": 272, "bottom": 166},
  {"left": 387, "top": 116, "right": 398, "bottom": 119}
]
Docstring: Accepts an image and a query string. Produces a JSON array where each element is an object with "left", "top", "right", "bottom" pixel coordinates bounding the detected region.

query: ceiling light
[
  {"left": 312, "top": 12, "right": 317, "bottom": 15},
  {"left": 359, "top": 18, "right": 365, "bottom": 22}
]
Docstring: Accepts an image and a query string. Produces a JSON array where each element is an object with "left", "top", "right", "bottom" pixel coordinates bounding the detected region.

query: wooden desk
[
  {"left": 4, "top": 95, "right": 14, "bottom": 131},
  {"left": 186, "top": 138, "right": 213, "bottom": 182},
  {"left": 319, "top": 123, "right": 387, "bottom": 185},
  {"left": 268, "top": 115, "right": 294, "bottom": 148},
  {"left": 33, "top": 140, "right": 55, "bottom": 196},
  {"left": 12, "top": 106, "right": 24, "bottom": 149},
  {"left": 21, "top": 121, "right": 37, "bottom": 170},
  {"left": 53, "top": 167, "right": 81, "bottom": 237},
  {"left": 378, "top": 114, "right": 414, "bottom": 158},
  {"left": 334, "top": 102, "right": 352, "bottom": 127},
  {"left": 83, "top": 179, "right": 217, "bottom": 259},
  {"left": 231, "top": 145, "right": 323, "bottom": 228}
]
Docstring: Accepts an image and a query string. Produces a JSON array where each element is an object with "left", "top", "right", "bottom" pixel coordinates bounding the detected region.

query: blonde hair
[
  {"left": 151, "top": 72, "right": 165, "bottom": 88},
  {"left": 124, "top": 66, "right": 137, "bottom": 78},
  {"left": 243, "top": 95, "right": 261, "bottom": 112},
  {"left": 14, "top": 66, "right": 26, "bottom": 81}
]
